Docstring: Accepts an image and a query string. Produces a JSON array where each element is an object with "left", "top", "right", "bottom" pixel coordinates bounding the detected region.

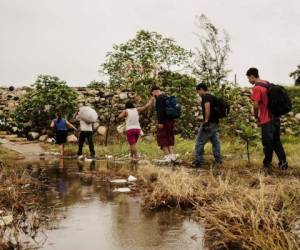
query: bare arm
[
  {"left": 118, "top": 110, "right": 127, "bottom": 119},
  {"left": 137, "top": 97, "right": 155, "bottom": 113},
  {"left": 50, "top": 120, "right": 55, "bottom": 128},
  {"left": 253, "top": 101, "right": 259, "bottom": 121},
  {"left": 66, "top": 120, "right": 77, "bottom": 130},
  {"left": 204, "top": 102, "right": 211, "bottom": 123}
]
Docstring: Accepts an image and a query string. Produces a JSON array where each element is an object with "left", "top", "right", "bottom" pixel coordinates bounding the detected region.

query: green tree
[
  {"left": 193, "top": 14, "right": 231, "bottom": 87},
  {"left": 13, "top": 75, "right": 78, "bottom": 131},
  {"left": 101, "top": 30, "right": 192, "bottom": 95},
  {"left": 290, "top": 65, "right": 300, "bottom": 86}
]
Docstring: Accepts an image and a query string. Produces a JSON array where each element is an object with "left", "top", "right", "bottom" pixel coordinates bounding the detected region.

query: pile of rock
[{"left": 0, "top": 86, "right": 300, "bottom": 141}]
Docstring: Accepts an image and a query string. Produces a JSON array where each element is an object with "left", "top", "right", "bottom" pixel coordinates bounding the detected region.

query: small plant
[{"left": 236, "top": 123, "right": 258, "bottom": 162}]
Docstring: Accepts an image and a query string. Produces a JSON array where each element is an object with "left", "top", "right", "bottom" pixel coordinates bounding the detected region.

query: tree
[
  {"left": 193, "top": 14, "right": 231, "bottom": 87},
  {"left": 13, "top": 75, "right": 78, "bottom": 131},
  {"left": 101, "top": 30, "right": 192, "bottom": 96},
  {"left": 290, "top": 65, "right": 300, "bottom": 86}
]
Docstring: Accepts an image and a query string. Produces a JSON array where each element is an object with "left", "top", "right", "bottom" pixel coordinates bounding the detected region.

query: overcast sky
[{"left": 0, "top": 0, "right": 299, "bottom": 87}]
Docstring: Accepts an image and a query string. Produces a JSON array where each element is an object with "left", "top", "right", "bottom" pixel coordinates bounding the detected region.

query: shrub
[{"left": 13, "top": 75, "right": 78, "bottom": 132}]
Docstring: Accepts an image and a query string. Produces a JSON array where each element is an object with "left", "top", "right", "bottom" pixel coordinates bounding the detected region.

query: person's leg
[
  {"left": 261, "top": 122, "right": 274, "bottom": 167},
  {"left": 77, "top": 132, "right": 85, "bottom": 156},
  {"left": 194, "top": 124, "right": 210, "bottom": 166},
  {"left": 130, "top": 144, "right": 137, "bottom": 160},
  {"left": 210, "top": 124, "right": 222, "bottom": 164},
  {"left": 168, "top": 121, "right": 176, "bottom": 160},
  {"left": 273, "top": 118, "right": 287, "bottom": 168},
  {"left": 87, "top": 132, "right": 95, "bottom": 157},
  {"left": 60, "top": 144, "right": 64, "bottom": 157}
]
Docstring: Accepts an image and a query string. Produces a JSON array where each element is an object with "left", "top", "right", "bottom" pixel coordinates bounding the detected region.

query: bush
[{"left": 13, "top": 75, "right": 78, "bottom": 132}]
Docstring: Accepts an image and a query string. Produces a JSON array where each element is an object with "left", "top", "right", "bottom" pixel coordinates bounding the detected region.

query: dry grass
[
  {"left": 139, "top": 162, "right": 300, "bottom": 250},
  {"left": 0, "top": 164, "right": 54, "bottom": 249}
]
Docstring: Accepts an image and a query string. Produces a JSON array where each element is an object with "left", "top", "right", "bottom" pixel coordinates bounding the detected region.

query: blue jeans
[{"left": 195, "top": 123, "right": 222, "bottom": 164}]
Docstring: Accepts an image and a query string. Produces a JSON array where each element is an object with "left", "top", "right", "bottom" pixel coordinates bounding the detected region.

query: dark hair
[
  {"left": 150, "top": 86, "right": 160, "bottom": 94},
  {"left": 125, "top": 101, "right": 135, "bottom": 109},
  {"left": 246, "top": 68, "right": 259, "bottom": 78},
  {"left": 196, "top": 83, "right": 208, "bottom": 91},
  {"left": 56, "top": 112, "right": 62, "bottom": 121}
]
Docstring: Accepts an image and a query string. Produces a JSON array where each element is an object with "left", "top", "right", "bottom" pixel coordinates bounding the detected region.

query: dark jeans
[
  {"left": 77, "top": 131, "right": 95, "bottom": 156},
  {"left": 261, "top": 118, "right": 287, "bottom": 167},
  {"left": 195, "top": 123, "right": 222, "bottom": 164}
]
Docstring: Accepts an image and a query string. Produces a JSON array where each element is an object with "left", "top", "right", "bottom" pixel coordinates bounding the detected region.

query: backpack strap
[{"left": 255, "top": 82, "right": 270, "bottom": 89}]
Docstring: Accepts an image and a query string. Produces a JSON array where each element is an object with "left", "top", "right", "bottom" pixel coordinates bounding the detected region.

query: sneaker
[{"left": 154, "top": 155, "right": 172, "bottom": 164}]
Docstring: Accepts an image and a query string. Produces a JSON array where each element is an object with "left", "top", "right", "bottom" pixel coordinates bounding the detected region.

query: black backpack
[
  {"left": 165, "top": 96, "right": 182, "bottom": 119},
  {"left": 213, "top": 97, "right": 230, "bottom": 119},
  {"left": 255, "top": 82, "right": 292, "bottom": 117}
]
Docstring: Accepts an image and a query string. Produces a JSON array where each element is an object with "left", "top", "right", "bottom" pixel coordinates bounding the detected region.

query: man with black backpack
[
  {"left": 246, "top": 67, "right": 289, "bottom": 172},
  {"left": 193, "top": 83, "right": 224, "bottom": 168},
  {"left": 151, "top": 86, "right": 181, "bottom": 163}
]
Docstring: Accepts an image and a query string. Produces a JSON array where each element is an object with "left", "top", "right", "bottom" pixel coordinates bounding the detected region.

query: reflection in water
[{"left": 38, "top": 159, "right": 204, "bottom": 250}]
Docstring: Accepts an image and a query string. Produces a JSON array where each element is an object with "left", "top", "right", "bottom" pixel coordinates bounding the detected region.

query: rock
[
  {"left": 28, "top": 132, "right": 40, "bottom": 140},
  {"left": 110, "top": 179, "right": 127, "bottom": 184},
  {"left": 67, "top": 134, "right": 78, "bottom": 143},
  {"left": 8, "top": 86, "right": 14, "bottom": 91},
  {"left": 295, "top": 113, "right": 300, "bottom": 121},
  {"left": 97, "top": 126, "right": 107, "bottom": 136},
  {"left": 11, "top": 127, "right": 18, "bottom": 133},
  {"left": 119, "top": 92, "right": 128, "bottom": 100},
  {"left": 39, "top": 135, "right": 48, "bottom": 142},
  {"left": 128, "top": 175, "right": 137, "bottom": 182},
  {"left": 113, "top": 187, "right": 131, "bottom": 193}
]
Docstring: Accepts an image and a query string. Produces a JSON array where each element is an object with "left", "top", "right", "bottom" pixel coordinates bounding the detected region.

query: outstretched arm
[
  {"left": 137, "top": 97, "right": 155, "bottom": 113},
  {"left": 66, "top": 121, "right": 77, "bottom": 130},
  {"left": 118, "top": 110, "right": 127, "bottom": 119}
]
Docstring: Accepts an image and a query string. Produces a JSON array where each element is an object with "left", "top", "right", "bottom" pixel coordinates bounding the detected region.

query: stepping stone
[{"left": 113, "top": 187, "right": 131, "bottom": 193}]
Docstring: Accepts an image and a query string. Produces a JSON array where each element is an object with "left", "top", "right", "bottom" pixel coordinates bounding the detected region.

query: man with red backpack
[{"left": 246, "top": 67, "right": 289, "bottom": 172}]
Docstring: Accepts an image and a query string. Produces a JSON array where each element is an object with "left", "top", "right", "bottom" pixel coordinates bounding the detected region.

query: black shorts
[{"left": 55, "top": 131, "right": 68, "bottom": 145}]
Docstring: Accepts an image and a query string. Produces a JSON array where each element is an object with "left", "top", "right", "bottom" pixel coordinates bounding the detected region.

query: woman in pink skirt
[{"left": 119, "top": 99, "right": 153, "bottom": 162}]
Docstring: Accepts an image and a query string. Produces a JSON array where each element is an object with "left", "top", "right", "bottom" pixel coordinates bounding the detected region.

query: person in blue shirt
[{"left": 50, "top": 112, "right": 77, "bottom": 157}]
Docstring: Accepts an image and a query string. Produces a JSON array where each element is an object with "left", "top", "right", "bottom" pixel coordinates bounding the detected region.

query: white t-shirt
[
  {"left": 76, "top": 115, "right": 93, "bottom": 132},
  {"left": 126, "top": 108, "right": 141, "bottom": 131}
]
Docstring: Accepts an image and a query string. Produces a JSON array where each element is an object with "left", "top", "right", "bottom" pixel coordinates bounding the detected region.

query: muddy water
[{"left": 38, "top": 159, "right": 204, "bottom": 250}]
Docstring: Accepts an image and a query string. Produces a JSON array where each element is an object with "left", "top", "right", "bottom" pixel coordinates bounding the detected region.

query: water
[{"left": 34, "top": 159, "right": 204, "bottom": 250}]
